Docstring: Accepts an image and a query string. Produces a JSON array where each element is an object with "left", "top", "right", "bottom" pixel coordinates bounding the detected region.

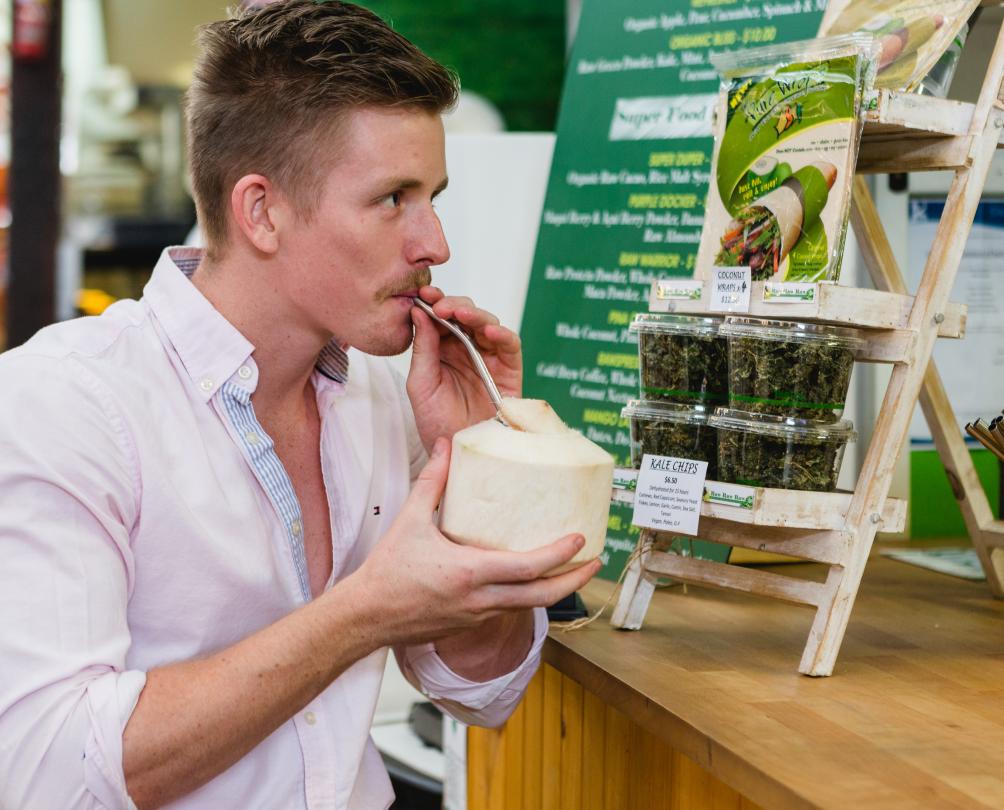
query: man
[{"left": 0, "top": 3, "right": 599, "bottom": 808}]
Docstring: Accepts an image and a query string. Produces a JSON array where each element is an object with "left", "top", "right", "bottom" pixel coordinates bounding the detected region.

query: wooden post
[
  {"left": 999, "top": 460, "right": 1003, "bottom": 521},
  {"left": 7, "top": 0, "right": 63, "bottom": 347},
  {"left": 801, "top": 66, "right": 1004, "bottom": 674}
]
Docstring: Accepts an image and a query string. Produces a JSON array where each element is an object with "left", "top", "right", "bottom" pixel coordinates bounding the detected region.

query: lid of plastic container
[
  {"left": 719, "top": 317, "right": 863, "bottom": 349},
  {"left": 621, "top": 399, "right": 712, "bottom": 426},
  {"left": 629, "top": 312, "right": 723, "bottom": 337},
  {"left": 708, "top": 407, "right": 857, "bottom": 442}
]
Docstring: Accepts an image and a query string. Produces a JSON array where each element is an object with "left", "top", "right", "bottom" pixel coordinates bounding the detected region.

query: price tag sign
[
  {"left": 709, "top": 266, "right": 751, "bottom": 313},
  {"left": 631, "top": 454, "right": 708, "bottom": 536},
  {"left": 763, "top": 281, "right": 817, "bottom": 304}
]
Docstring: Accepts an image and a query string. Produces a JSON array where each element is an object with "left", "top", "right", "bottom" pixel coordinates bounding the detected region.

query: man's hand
[
  {"left": 348, "top": 438, "right": 600, "bottom": 649},
  {"left": 407, "top": 286, "right": 522, "bottom": 452}
]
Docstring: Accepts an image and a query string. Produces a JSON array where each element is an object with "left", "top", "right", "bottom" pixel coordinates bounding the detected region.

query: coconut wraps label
[{"left": 697, "top": 46, "right": 867, "bottom": 283}]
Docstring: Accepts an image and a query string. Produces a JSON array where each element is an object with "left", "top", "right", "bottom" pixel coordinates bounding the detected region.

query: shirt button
[
  {"left": 291, "top": 520, "right": 303, "bottom": 536},
  {"left": 304, "top": 711, "right": 317, "bottom": 725},
  {"left": 245, "top": 431, "right": 260, "bottom": 445},
  {"left": 238, "top": 366, "right": 252, "bottom": 380},
  {"left": 199, "top": 378, "right": 214, "bottom": 392}
]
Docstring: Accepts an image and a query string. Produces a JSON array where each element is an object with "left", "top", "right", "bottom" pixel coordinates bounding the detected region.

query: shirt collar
[{"left": 143, "top": 247, "right": 349, "bottom": 401}]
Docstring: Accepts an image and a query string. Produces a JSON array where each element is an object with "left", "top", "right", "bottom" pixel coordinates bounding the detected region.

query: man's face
[{"left": 278, "top": 106, "right": 450, "bottom": 355}]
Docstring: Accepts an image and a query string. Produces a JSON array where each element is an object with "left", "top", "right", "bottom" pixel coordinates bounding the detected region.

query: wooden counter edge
[{"left": 542, "top": 635, "right": 819, "bottom": 810}]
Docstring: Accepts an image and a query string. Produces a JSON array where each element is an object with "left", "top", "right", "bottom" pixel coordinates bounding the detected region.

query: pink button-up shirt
[{"left": 0, "top": 247, "right": 546, "bottom": 810}]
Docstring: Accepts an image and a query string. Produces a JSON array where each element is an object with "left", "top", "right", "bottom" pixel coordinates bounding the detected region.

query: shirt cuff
[
  {"left": 401, "top": 607, "right": 547, "bottom": 714},
  {"left": 83, "top": 669, "right": 146, "bottom": 810}
]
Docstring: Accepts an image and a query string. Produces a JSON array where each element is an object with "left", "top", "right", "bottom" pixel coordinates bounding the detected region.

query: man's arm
[
  {"left": 0, "top": 354, "right": 592, "bottom": 810},
  {"left": 125, "top": 441, "right": 593, "bottom": 807},
  {"left": 434, "top": 611, "right": 535, "bottom": 681},
  {"left": 121, "top": 575, "right": 379, "bottom": 807},
  {"left": 393, "top": 607, "right": 547, "bottom": 729},
  {"left": 394, "top": 363, "right": 538, "bottom": 692},
  {"left": 399, "top": 297, "right": 590, "bottom": 719},
  {"left": 123, "top": 593, "right": 536, "bottom": 804}
]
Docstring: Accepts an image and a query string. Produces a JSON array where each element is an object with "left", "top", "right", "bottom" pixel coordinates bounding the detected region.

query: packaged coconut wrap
[
  {"left": 820, "top": 0, "right": 979, "bottom": 92},
  {"left": 697, "top": 36, "right": 875, "bottom": 283}
]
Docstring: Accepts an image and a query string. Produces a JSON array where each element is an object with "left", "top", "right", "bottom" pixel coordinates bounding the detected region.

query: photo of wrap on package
[
  {"left": 821, "top": 0, "right": 980, "bottom": 91},
  {"left": 697, "top": 35, "right": 876, "bottom": 283},
  {"left": 715, "top": 161, "right": 837, "bottom": 278}
]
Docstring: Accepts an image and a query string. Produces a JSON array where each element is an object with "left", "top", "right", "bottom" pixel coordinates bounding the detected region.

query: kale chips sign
[{"left": 520, "top": 0, "right": 823, "bottom": 579}]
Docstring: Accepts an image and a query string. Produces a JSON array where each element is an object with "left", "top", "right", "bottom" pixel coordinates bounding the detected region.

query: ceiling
[
  {"left": 102, "top": 0, "right": 232, "bottom": 87},
  {"left": 100, "top": 1, "right": 1004, "bottom": 98}
]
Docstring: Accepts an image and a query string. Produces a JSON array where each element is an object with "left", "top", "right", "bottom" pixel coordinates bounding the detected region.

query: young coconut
[{"left": 438, "top": 398, "right": 614, "bottom": 575}]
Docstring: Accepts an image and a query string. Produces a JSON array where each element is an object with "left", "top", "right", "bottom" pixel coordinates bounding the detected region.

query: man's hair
[{"left": 186, "top": 0, "right": 459, "bottom": 257}]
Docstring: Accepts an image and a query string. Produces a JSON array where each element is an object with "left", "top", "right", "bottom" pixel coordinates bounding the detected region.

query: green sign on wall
[{"left": 521, "top": 0, "right": 824, "bottom": 579}]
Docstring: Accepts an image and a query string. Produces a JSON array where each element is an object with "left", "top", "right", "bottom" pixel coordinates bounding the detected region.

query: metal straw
[
  {"left": 967, "top": 420, "right": 1004, "bottom": 462},
  {"left": 978, "top": 419, "right": 1004, "bottom": 454},
  {"left": 991, "top": 418, "right": 1004, "bottom": 454},
  {"left": 411, "top": 297, "right": 508, "bottom": 425}
]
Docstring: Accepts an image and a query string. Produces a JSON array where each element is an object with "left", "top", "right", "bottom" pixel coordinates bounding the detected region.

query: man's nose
[{"left": 410, "top": 208, "right": 451, "bottom": 267}]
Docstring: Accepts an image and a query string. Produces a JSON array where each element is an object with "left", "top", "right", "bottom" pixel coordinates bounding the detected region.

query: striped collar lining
[{"left": 169, "top": 247, "right": 349, "bottom": 384}]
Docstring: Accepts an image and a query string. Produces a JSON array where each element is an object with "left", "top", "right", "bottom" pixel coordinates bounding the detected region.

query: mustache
[{"left": 382, "top": 268, "right": 433, "bottom": 299}]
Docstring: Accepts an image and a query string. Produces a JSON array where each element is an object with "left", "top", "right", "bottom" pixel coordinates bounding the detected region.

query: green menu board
[{"left": 521, "top": 0, "right": 823, "bottom": 580}]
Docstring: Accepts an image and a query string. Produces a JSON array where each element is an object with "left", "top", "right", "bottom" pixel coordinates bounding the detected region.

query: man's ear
[{"left": 229, "top": 174, "right": 284, "bottom": 254}]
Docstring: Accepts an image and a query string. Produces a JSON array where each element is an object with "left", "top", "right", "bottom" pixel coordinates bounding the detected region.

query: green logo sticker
[
  {"left": 763, "top": 282, "right": 817, "bottom": 302},
  {"left": 703, "top": 482, "right": 757, "bottom": 510}
]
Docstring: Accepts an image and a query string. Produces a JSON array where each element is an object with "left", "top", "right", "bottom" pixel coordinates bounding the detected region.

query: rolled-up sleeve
[
  {"left": 0, "top": 354, "right": 145, "bottom": 809},
  {"left": 393, "top": 606, "right": 548, "bottom": 728}
]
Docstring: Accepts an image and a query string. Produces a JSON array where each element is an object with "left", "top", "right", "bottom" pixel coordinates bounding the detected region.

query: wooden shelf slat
[
  {"left": 649, "top": 281, "right": 966, "bottom": 355},
  {"left": 611, "top": 475, "right": 908, "bottom": 533},
  {"left": 680, "top": 522, "right": 850, "bottom": 566},
  {"left": 863, "top": 90, "right": 974, "bottom": 138},
  {"left": 857, "top": 136, "right": 975, "bottom": 174},
  {"left": 854, "top": 90, "right": 1004, "bottom": 173},
  {"left": 643, "top": 550, "right": 827, "bottom": 607}
]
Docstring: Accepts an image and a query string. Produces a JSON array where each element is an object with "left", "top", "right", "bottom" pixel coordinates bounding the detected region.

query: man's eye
[{"left": 381, "top": 191, "right": 402, "bottom": 208}]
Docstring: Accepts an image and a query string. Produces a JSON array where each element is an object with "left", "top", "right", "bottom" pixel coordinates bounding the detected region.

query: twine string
[{"left": 556, "top": 532, "right": 657, "bottom": 632}]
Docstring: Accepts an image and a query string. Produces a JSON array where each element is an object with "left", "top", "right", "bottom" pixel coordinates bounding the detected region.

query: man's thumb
[
  {"left": 411, "top": 436, "right": 452, "bottom": 513},
  {"left": 408, "top": 307, "right": 441, "bottom": 384}
]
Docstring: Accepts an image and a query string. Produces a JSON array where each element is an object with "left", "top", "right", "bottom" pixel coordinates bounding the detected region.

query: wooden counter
[{"left": 468, "top": 552, "right": 1004, "bottom": 809}]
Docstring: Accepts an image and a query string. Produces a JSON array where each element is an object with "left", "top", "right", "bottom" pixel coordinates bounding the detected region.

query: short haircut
[{"left": 186, "top": 0, "right": 459, "bottom": 258}]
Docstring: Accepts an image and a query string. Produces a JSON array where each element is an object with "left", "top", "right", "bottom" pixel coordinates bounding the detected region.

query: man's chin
[{"left": 356, "top": 330, "right": 414, "bottom": 357}]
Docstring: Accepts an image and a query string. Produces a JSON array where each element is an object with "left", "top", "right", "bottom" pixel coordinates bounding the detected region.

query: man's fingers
[
  {"left": 407, "top": 437, "right": 452, "bottom": 514},
  {"left": 407, "top": 307, "right": 442, "bottom": 388},
  {"left": 469, "top": 534, "right": 589, "bottom": 585},
  {"left": 485, "top": 558, "right": 602, "bottom": 610},
  {"left": 418, "top": 285, "right": 444, "bottom": 304},
  {"left": 478, "top": 323, "right": 521, "bottom": 355},
  {"left": 433, "top": 297, "right": 501, "bottom": 330},
  {"left": 431, "top": 295, "right": 476, "bottom": 318},
  {"left": 453, "top": 306, "right": 500, "bottom": 331},
  {"left": 419, "top": 291, "right": 513, "bottom": 355}
]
